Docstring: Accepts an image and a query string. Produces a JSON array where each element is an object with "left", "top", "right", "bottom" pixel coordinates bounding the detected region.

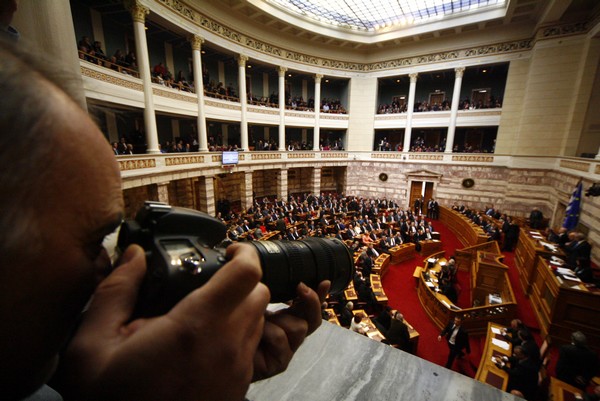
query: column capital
[
  {"left": 315, "top": 73, "right": 323, "bottom": 83},
  {"left": 189, "top": 34, "right": 205, "bottom": 51},
  {"left": 455, "top": 67, "right": 465, "bottom": 78},
  {"left": 125, "top": 0, "right": 149, "bottom": 23},
  {"left": 277, "top": 66, "right": 287, "bottom": 77},
  {"left": 238, "top": 54, "right": 249, "bottom": 67},
  {"left": 409, "top": 73, "right": 418, "bottom": 83}
]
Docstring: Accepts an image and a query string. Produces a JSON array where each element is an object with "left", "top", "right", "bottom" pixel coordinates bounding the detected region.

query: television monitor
[{"left": 222, "top": 151, "right": 239, "bottom": 165}]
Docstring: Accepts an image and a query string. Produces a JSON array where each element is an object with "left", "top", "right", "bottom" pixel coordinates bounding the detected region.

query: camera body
[
  {"left": 118, "top": 202, "right": 354, "bottom": 317},
  {"left": 117, "top": 202, "right": 229, "bottom": 317}
]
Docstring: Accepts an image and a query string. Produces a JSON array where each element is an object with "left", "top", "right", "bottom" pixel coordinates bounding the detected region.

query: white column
[
  {"left": 90, "top": 9, "right": 106, "bottom": 48},
  {"left": 222, "top": 125, "right": 229, "bottom": 146},
  {"left": 262, "top": 72, "right": 269, "bottom": 100},
  {"left": 127, "top": 0, "right": 160, "bottom": 153},
  {"left": 164, "top": 43, "right": 174, "bottom": 75},
  {"left": 190, "top": 35, "right": 208, "bottom": 151},
  {"left": 313, "top": 74, "right": 323, "bottom": 151},
  {"left": 105, "top": 111, "right": 119, "bottom": 143},
  {"left": 403, "top": 73, "right": 418, "bottom": 153},
  {"left": 595, "top": 146, "right": 600, "bottom": 160},
  {"left": 238, "top": 55, "right": 249, "bottom": 150},
  {"left": 277, "top": 168, "right": 288, "bottom": 200},
  {"left": 445, "top": 67, "right": 465, "bottom": 153},
  {"left": 278, "top": 66, "right": 287, "bottom": 151},
  {"left": 171, "top": 119, "right": 180, "bottom": 141},
  {"left": 12, "top": 0, "right": 86, "bottom": 108}
]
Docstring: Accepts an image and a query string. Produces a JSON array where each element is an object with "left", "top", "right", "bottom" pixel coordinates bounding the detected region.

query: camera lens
[{"left": 249, "top": 237, "right": 355, "bottom": 302}]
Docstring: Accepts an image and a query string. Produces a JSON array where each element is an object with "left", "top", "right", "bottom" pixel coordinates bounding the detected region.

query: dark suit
[
  {"left": 504, "top": 358, "right": 539, "bottom": 400},
  {"left": 385, "top": 319, "right": 411, "bottom": 352},
  {"left": 440, "top": 321, "right": 470, "bottom": 369},
  {"left": 566, "top": 240, "right": 592, "bottom": 267},
  {"left": 556, "top": 343, "right": 598, "bottom": 389}
]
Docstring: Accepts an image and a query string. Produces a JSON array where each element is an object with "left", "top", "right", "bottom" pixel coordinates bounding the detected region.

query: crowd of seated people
[
  {"left": 375, "top": 138, "right": 403, "bottom": 152},
  {"left": 377, "top": 95, "right": 502, "bottom": 114},
  {"left": 415, "top": 99, "right": 451, "bottom": 112},
  {"left": 451, "top": 203, "right": 519, "bottom": 250},
  {"left": 553, "top": 230, "right": 594, "bottom": 283},
  {"left": 452, "top": 140, "right": 496, "bottom": 153},
  {"left": 285, "top": 95, "right": 313, "bottom": 111},
  {"left": 377, "top": 99, "right": 407, "bottom": 114},
  {"left": 286, "top": 141, "right": 312, "bottom": 151},
  {"left": 460, "top": 96, "right": 502, "bottom": 110},
  {"left": 319, "top": 139, "right": 344, "bottom": 151},
  {"left": 77, "top": 36, "right": 138, "bottom": 75},
  {"left": 321, "top": 98, "right": 347, "bottom": 114},
  {"left": 247, "top": 93, "right": 278, "bottom": 108},
  {"left": 203, "top": 79, "right": 237, "bottom": 101},
  {"left": 252, "top": 138, "right": 279, "bottom": 151},
  {"left": 496, "top": 320, "right": 598, "bottom": 400},
  {"left": 409, "top": 136, "right": 446, "bottom": 152}
]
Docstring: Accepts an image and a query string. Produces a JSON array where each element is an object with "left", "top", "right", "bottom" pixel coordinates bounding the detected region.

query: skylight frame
[{"left": 264, "top": 0, "right": 507, "bottom": 32}]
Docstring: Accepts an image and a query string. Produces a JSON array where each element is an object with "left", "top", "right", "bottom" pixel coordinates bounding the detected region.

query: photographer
[{"left": 0, "top": 40, "right": 329, "bottom": 401}]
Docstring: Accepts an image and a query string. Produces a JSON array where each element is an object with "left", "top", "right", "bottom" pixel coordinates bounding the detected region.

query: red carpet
[
  {"left": 381, "top": 219, "right": 541, "bottom": 378},
  {"left": 500, "top": 251, "right": 539, "bottom": 331}
]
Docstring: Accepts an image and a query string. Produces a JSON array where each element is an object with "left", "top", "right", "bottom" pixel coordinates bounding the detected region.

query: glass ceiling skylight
[{"left": 265, "top": 0, "right": 506, "bottom": 31}]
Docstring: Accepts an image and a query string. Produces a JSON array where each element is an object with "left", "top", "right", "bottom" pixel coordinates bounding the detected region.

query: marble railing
[
  {"left": 117, "top": 152, "right": 600, "bottom": 181},
  {"left": 247, "top": 322, "right": 520, "bottom": 401}
]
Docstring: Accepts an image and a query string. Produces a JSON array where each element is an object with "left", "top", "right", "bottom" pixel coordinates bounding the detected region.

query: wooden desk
[
  {"left": 370, "top": 274, "right": 388, "bottom": 305},
  {"left": 373, "top": 253, "right": 390, "bottom": 277},
  {"left": 344, "top": 280, "right": 358, "bottom": 302},
  {"left": 417, "top": 253, "right": 517, "bottom": 335},
  {"left": 419, "top": 239, "right": 443, "bottom": 256},
  {"left": 529, "top": 255, "right": 600, "bottom": 350},
  {"left": 550, "top": 377, "right": 585, "bottom": 401},
  {"left": 475, "top": 322, "right": 511, "bottom": 391},
  {"left": 389, "top": 243, "right": 416, "bottom": 264},
  {"left": 352, "top": 309, "right": 385, "bottom": 342},
  {"left": 439, "top": 206, "right": 488, "bottom": 247},
  {"left": 405, "top": 319, "right": 420, "bottom": 354},
  {"left": 324, "top": 308, "right": 341, "bottom": 326},
  {"left": 514, "top": 228, "right": 565, "bottom": 295},
  {"left": 258, "top": 230, "right": 279, "bottom": 241},
  {"left": 413, "top": 266, "right": 423, "bottom": 289}
]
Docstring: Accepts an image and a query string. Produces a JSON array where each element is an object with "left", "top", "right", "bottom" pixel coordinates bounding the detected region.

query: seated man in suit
[
  {"left": 496, "top": 346, "right": 538, "bottom": 401},
  {"left": 378, "top": 234, "right": 391, "bottom": 253},
  {"left": 556, "top": 331, "right": 598, "bottom": 390},
  {"left": 383, "top": 311, "right": 411, "bottom": 352}
]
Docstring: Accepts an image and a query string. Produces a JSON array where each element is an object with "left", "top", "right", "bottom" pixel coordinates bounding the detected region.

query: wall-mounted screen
[{"left": 222, "top": 151, "right": 239, "bottom": 165}]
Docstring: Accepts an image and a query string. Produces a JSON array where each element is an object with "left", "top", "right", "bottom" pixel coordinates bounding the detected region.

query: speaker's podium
[{"left": 247, "top": 322, "right": 520, "bottom": 401}]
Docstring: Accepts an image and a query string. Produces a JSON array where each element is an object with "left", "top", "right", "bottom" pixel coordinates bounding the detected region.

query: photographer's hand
[
  {"left": 57, "top": 243, "right": 269, "bottom": 401},
  {"left": 252, "top": 280, "right": 330, "bottom": 381}
]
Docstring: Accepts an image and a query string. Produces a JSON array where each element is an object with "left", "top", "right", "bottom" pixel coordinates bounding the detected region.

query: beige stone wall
[
  {"left": 123, "top": 186, "right": 155, "bottom": 219},
  {"left": 346, "top": 77, "right": 377, "bottom": 151},
  {"left": 498, "top": 36, "right": 596, "bottom": 156},
  {"left": 288, "top": 167, "right": 313, "bottom": 195},
  {"left": 576, "top": 37, "right": 600, "bottom": 158},
  {"left": 321, "top": 166, "right": 346, "bottom": 193},
  {"left": 214, "top": 172, "right": 243, "bottom": 207},
  {"left": 495, "top": 58, "right": 530, "bottom": 155},
  {"left": 252, "top": 169, "right": 279, "bottom": 198},
  {"left": 167, "top": 179, "right": 195, "bottom": 209}
]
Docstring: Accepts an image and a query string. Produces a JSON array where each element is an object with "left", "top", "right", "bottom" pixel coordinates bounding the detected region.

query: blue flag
[{"left": 563, "top": 181, "right": 582, "bottom": 230}]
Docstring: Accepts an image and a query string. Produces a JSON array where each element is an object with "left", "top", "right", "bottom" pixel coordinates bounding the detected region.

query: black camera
[{"left": 117, "top": 202, "right": 355, "bottom": 317}]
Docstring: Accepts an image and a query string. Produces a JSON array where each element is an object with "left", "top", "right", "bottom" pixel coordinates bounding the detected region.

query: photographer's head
[{"left": 0, "top": 40, "right": 123, "bottom": 398}]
